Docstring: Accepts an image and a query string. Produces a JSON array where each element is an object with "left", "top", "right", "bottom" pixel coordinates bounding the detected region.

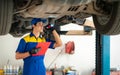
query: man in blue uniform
[{"left": 15, "top": 18, "right": 62, "bottom": 75}]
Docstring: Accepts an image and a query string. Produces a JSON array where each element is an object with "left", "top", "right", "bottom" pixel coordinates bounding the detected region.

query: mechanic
[{"left": 15, "top": 18, "right": 62, "bottom": 75}]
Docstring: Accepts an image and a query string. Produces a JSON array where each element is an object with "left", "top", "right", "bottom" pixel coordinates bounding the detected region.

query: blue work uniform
[{"left": 16, "top": 32, "right": 55, "bottom": 75}]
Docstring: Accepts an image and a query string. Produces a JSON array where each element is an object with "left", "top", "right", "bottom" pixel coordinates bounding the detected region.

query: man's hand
[
  {"left": 29, "top": 47, "right": 41, "bottom": 55},
  {"left": 45, "top": 24, "right": 55, "bottom": 32}
]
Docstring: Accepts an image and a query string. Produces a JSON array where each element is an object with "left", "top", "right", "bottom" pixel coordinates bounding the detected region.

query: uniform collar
[
  {"left": 30, "top": 32, "right": 43, "bottom": 38},
  {"left": 30, "top": 32, "right": 35, "bottom": 37}
]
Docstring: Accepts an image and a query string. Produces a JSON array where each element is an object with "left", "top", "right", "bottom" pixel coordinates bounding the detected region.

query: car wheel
[
  {"left": 93, "top": 2, "right": 120, "bottom": 35},
  {"left": 0, "top": 0, "right": 13, "bottom": 35}
]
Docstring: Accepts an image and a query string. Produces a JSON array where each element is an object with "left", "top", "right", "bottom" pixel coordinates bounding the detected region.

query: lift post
[{"left": 96, "top": 31, "right": 110, "bottom": 75}]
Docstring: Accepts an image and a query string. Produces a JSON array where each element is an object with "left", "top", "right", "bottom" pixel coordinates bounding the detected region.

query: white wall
[
  {"left": 45, "top": 31, "right": 96, "bottom": 75},
  {"left": 0, "top": 31, "right": 95, "bottom": 75},
  {"left": 110, "top": 34, "right": 120, "bottom": 68},
  {"left": 0, "top": 34, "right": 23, "bottom": 67},
  {"left": 0, "top": 31, "right": 120, "bottom": 75}
]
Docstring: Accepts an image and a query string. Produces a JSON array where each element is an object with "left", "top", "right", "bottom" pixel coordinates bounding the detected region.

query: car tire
[
  {"left": 93, "top": 2, "right": 120, "bottom": 35},
  {"left": 0, "top": 0, "right": 13, "bottom": 35}
]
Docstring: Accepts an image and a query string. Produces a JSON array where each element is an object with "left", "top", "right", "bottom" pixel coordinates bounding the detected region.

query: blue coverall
[{"left": 16, "top": 32, "right": 55, "bottom": 75}]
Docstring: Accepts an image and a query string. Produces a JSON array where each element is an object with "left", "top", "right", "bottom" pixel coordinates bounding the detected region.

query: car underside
[{"left": 0, "top": 0, "right": 120, "bottom": 37}]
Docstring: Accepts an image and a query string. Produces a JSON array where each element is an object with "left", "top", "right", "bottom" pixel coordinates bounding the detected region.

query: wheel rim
[
  {"left": 96, "top": 15, "right": 111, "bottom": 25},
  {"left": 96, "top": 5, "right": 113, "bottom": 26}
]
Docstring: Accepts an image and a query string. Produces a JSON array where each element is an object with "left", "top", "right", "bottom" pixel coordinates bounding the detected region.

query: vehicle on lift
[{"left": 0, "top": 0, "right": 120, "bottom": 37}]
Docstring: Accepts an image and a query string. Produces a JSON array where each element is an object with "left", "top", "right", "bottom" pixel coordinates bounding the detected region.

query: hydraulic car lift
[{"left": 96, "top": 31, "right": 110, "bottom": 75}]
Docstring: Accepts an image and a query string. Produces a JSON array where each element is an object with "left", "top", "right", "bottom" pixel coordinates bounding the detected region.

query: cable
[{"left": 47, "top": 47, "right": 64, "bottom": 70}]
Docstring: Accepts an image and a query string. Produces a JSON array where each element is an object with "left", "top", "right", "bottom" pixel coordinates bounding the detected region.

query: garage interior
[{"left": 0, "top": 17, "right": 120, "bottom": 75}]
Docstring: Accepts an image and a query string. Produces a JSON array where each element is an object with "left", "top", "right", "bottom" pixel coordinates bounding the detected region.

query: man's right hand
[
  {"left": 29, "top": 47, "right": 41, "bottom": 55},
  {"left": 45, "top": 24, "right": 55, "bottom": 32}
]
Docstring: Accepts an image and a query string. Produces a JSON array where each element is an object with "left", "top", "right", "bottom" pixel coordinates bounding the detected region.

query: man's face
[{"left": 33, "top": 22, "right": 44, "bottom": 32}]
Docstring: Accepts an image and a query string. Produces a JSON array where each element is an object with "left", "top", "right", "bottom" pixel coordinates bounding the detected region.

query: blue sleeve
[
  {"left": 46, "top": 38, "right": 55, "bottom": 49},
  {"left": 16, "top": 39, "right": 26, "bottom": 53}
]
